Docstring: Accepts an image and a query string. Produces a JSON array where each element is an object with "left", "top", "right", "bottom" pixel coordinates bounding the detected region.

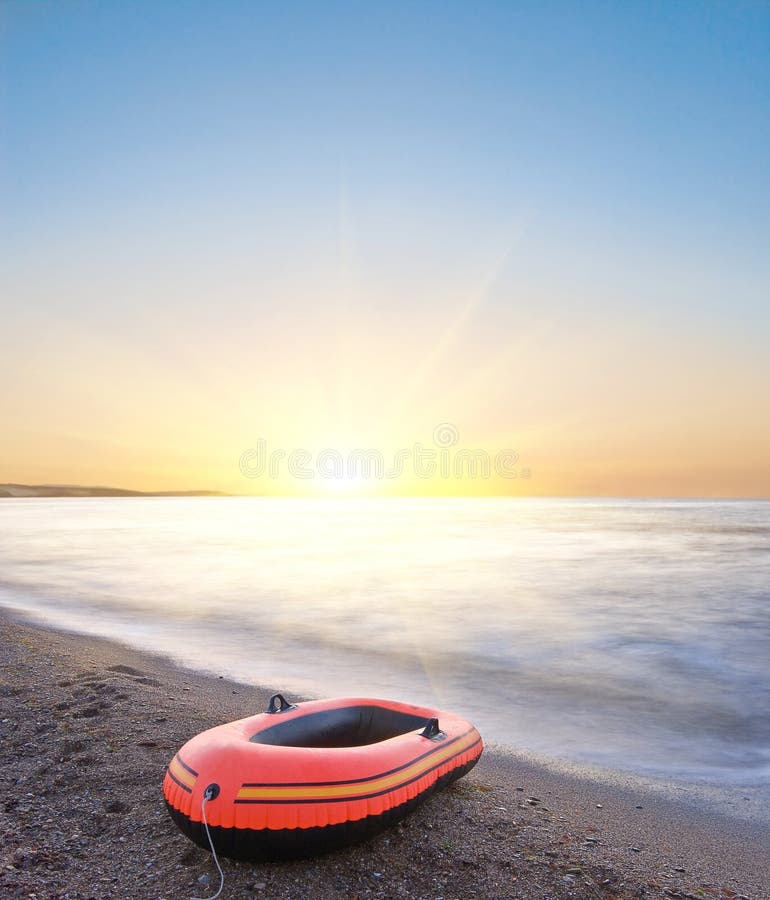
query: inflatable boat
[{"left": 163, "top": 694, "right": 483, "bottom": 860}]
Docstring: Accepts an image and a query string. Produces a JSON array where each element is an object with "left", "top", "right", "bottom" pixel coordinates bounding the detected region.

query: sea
[{"left": 1, "top": 497, "right": 768, "bottom": 796}]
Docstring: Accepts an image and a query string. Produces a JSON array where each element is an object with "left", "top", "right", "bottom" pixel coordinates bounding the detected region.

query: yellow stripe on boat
[
  {"left": 235, "top": 730, "right": 478, "bottom": 801},
  {"left": 169, "top": 755, "right": 197, "bottom": 790}
]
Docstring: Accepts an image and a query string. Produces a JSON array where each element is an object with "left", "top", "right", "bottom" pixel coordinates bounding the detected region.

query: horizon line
[{"left": 2, "top": 482, "right": 769, "bottom": 502}]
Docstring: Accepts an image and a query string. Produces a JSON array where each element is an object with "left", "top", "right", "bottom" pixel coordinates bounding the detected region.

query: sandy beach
[{"left": 1, "top": 611, "right": 767, "bottom": 900}]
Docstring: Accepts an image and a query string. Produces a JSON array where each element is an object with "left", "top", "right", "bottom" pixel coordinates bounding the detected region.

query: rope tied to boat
[{"left": 190, "top": 785, "right": 224, "bottom": 900}]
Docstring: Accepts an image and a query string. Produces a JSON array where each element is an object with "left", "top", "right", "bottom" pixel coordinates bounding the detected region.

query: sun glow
[{"left": 319, "top": 473, "right": 371, "bottom": 495}]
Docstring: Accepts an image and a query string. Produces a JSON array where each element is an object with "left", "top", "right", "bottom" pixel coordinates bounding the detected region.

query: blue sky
[
  {"left": 4, "top": 2, "right": 768, "bottom": 317},
  {"left": 1, "top": 1, "right": 769, "bottom": 494}
]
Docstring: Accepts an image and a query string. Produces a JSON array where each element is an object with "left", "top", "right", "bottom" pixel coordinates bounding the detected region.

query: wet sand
[{"left": 1, "top": 611, "right": 767, "bottom": 899}]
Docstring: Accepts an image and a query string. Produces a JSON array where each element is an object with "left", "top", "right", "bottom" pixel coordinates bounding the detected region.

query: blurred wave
[{"left": 0, "top": 497, "right": 768, "bottom": 783}]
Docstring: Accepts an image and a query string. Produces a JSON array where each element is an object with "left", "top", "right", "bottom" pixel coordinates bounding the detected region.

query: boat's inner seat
[{"left": 249, "top": 704, "right": 430, "bottom": 748}]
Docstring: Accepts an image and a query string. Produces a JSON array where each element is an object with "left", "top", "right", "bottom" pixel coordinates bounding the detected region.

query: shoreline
[{"left": 1, "top": 611, "right": 768, "bottom": 899}]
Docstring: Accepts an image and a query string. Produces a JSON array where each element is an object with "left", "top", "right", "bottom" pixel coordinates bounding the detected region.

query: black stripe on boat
[
  {"left": 175, "top": 754, "right": 199, "bottom": 777},
  {"left": 167, "top": 769, "right": 193, "bottom": 794}
]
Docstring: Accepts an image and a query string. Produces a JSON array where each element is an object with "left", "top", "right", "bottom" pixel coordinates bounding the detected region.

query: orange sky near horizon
[{"left": 4, "top": 292, "right": 769, "bottom": 498}]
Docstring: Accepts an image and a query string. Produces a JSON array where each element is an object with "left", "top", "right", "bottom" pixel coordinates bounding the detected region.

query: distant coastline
[{"left": 0, "top": 483, "right": 227, "bottom": 498}]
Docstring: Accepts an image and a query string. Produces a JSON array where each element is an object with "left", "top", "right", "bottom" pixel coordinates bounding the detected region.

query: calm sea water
[{"left": 1, "top": 497, "right": 768, "bottom": 786}]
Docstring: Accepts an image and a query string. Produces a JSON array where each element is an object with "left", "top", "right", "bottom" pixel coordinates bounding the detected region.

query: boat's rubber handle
[
  {"left": 267, "top": 693, "right": 297, "bottom": 714},
  {"left": 420, "top": 717, "right": 446, "bottom": 741}
]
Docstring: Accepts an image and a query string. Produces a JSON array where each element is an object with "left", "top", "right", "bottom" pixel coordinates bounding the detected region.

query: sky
[{"left": 1, "top": 1, "right": 769, "bottom": 496}]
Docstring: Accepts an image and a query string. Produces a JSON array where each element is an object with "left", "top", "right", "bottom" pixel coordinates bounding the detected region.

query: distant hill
[{"left": 0, "top": 483, "right": 227, "bottom": 498}]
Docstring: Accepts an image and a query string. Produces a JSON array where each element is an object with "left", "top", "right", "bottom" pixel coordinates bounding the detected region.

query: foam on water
[{"left": 1, "top": 497, "right": 769, "bottom": 788}]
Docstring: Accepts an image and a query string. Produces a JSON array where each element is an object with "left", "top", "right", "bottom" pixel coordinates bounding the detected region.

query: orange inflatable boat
[{"left": 163, "top": 694, "right": 483, "bottom": 860}]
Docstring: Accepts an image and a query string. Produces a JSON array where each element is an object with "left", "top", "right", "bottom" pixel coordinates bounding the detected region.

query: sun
[{"left": 318, "top": 473, "right": 372, "bottom": 495}]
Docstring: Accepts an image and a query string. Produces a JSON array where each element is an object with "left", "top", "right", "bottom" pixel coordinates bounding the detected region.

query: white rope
[{"left": 189, "top": 793, "right": 225, "bottom": 900}]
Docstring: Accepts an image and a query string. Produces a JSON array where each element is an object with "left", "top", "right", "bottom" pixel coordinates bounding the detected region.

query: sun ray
[{"left": 380, "top": 222, "right": 529, "bottom": 436}]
